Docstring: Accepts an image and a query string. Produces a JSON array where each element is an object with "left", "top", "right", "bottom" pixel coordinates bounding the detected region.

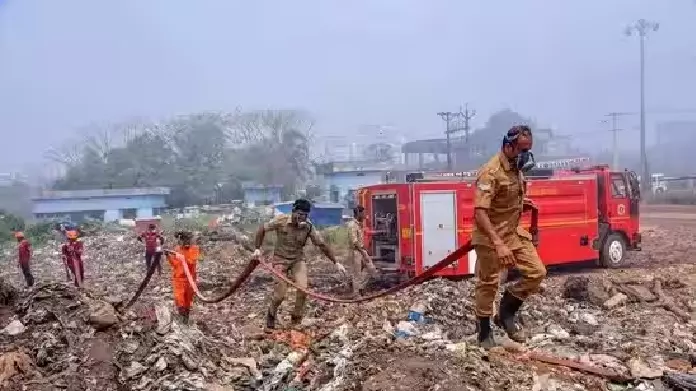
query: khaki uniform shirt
[
  {"left": 264, "top": 214, "right": 323, "bottom": 261},
  {"left": 346, "top": 218, "right": 365, "bottom": 256},
  {"left": 472, "top": 152, "right": 532, "bottom": 249}
]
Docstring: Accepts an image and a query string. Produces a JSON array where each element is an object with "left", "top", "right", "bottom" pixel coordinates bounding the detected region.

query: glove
[
  {"left": 335, "top": 263, "right": 347, "bottom": 275},
  {"left": 252, "top": 249, "right": 262, "bottom": 259}
]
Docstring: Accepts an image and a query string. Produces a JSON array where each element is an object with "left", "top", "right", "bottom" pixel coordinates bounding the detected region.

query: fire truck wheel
[{"left": 601, "top": 233, "right": 626, "bottom": 268}]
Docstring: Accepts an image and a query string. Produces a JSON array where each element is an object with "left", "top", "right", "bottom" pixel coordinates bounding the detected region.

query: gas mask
[
  {"left": 516, "top": 149, "right": 535, "bottom": 172},
  {"left": 292, "top": 210, "right": 310, "bottom": 227}
]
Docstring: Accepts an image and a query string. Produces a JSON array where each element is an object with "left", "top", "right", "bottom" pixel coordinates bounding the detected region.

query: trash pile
[{"left": 2, "top": 219, "right": 696, "bottom": 390}]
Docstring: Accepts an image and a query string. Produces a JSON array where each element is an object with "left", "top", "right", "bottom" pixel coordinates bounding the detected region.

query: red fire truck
[{"left": 357, "top": 164, "right": 641, "bottom": 278}]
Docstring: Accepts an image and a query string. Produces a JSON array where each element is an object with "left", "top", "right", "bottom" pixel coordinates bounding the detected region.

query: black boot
[
  {"left": 266, "top": 311, "right": 277, "bottom": 330},
  {"left": 178, "top": 308, "right": 190, "bottom": 325},
  {"left": 477, "top": 317, "right": 496, "bottom": 349},
  {"left": 494, "top": 291, "right": 525, "bottom": 343},
  {"left": 290, "top": 314, "right": 302, "bottom": 327}
]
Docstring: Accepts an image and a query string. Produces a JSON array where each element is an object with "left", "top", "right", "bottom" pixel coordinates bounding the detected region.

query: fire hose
[
  {"left": 117, "top": 243, "right": 473, "bottom": 313},
  {"left": 119, "top": 207, "right": 538, "bottom": 311}
]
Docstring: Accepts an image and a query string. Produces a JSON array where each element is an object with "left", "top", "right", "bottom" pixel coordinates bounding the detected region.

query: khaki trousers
[
  {"left": 474, "top": 239, "right": 546, "bottom": 317},
  {"left": 268, "top": 257, "right": 308, "bottom": 320},
  {"left": 349, "top": 250, "right": 378, "bottom": 295}
]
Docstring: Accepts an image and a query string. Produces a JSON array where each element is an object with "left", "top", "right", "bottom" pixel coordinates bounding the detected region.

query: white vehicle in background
[{"left": 651, "top": 173, "right": 667, "bottom": 194}]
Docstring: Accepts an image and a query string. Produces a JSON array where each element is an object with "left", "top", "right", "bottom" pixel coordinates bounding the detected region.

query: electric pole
[
  {"left": 606, "top": 112, "right": 632, "bottom": 170},
  {"left": 625, "top": 19, "right": 659, "bottom": 193},
  {"left": 437, "top": 111, "right": 463, "bottom": 170},
  {"left": 460, "top": 103, "right": 477, "bottom": 143}
]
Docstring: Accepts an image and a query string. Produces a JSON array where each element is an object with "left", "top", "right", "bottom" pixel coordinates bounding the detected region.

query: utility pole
[
  {"left": 460, "top": 104, "right": 477, "bottom": 143},
  {"left": 437, "top": 111, "right": 463, "bottom": 170},
  {"left": 605, "top": 112, "right": 632, "bottom": 170},
  {"left": 625, "top": 19, "right": 659, "bottom": 193}
]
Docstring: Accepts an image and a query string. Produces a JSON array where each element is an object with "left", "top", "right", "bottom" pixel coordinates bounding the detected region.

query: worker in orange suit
[
  {"left": 61, "top": 230, "right": 84, "bottom": 287},
  {"left": 166, "top": 231, "right": 200, "bottom": 324},
  {"left": 472, "top": 125, "right": 547, "bottom": 348},
  {"left": 15, "top": 232, "right": 34, "bottom": 287}
]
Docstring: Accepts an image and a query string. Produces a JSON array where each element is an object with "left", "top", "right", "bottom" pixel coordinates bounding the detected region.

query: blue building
[
  {"left": 242, "top": 183, "right": 283, "bottom": 207},
  {"left": 32, "top": 187, "right": 170, "bottom": 222}
]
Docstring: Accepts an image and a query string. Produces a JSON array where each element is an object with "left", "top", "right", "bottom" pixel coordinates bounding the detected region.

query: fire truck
[{"left": 357, "top": 164, "right": 641, "bottom": 278}]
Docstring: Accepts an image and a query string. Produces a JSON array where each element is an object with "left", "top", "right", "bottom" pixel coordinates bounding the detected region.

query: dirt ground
[{"left": 2, "top": 205, "right": 696, "bottom": 390}]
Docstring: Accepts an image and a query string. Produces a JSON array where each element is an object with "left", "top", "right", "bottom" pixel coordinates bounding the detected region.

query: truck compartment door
[{"left": 420, "top": 191, "right": 458, "bottom": 268}]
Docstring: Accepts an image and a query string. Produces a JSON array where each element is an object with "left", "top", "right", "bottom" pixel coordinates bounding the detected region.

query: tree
[
  {"left": 0, "top": 210, "right": 25, "bottom": 243},
  {"left": 230, "top": 109, "right": 313, "bottom": 197},
  {"left": 48, "top": 109, "right": 314, "bottom": 206}
]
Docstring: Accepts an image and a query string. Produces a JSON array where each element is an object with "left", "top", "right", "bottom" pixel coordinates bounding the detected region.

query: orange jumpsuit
[{"left": 166, "top": 245, "right": 200, "bottom": 312}]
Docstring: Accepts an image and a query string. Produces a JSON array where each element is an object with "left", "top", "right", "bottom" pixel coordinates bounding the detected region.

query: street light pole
[{"left": 625, "top": 19, "right": 659, "bottom": 193}]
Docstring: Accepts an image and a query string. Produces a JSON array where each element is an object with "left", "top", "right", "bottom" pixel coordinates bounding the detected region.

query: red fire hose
[
  {"left": 168, "top": 242, "right": 474, "bottom": 305},
  {"left": 120, "top": 207, "right": 538, "bottom": 311}
]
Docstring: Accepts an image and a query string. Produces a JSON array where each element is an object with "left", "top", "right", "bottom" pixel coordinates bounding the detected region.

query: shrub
[{"left": 0, "top": 211, "right": 25, "bottom": 243}]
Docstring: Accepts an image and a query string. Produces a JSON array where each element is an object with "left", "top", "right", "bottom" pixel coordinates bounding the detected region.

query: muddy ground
[{"left": 1, "top": 204, "right": 696, "bottom": 390}]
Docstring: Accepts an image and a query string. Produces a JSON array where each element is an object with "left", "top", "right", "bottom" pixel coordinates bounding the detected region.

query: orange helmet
[
  {"left": 66, "top": 230, "right": 78, "bottom": 239},
  {"left": 14, "top": 232, "right": 24, "bottom": 238}
]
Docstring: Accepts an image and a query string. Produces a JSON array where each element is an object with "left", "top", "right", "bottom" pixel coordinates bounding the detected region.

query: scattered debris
[{"left": 0, "top": 212, "right": 695, "bottom": 389}]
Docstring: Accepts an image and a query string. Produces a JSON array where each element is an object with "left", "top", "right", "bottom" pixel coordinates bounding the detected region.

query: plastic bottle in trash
[{"left": 408, "top": 301, "right": 427, "bottom": 323}]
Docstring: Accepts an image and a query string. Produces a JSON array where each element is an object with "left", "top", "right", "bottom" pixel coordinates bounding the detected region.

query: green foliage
[
  {"left": 24, "top": 222, "right": 55, "bottom": 245},
  {"left": 0, "top": 211, "right": 25, "bottom": 242},
  {"left": 321, "top": 226, "right": 351, "bottom": 249},
  {"left": 49, "top": 110, "right": 313, "bottom": 207},
  {"left": 0, "top": 211, "right": 54, "bottom": 246}
]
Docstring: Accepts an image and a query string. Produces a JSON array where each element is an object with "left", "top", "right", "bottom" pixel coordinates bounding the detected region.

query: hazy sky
[{"left": 1, "top": 0, "right": 695, "bottom": 173}]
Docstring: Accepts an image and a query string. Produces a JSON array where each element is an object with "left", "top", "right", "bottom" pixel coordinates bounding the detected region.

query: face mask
[{"left": 516, "top": 149, "right": 535, "bottom": 172}]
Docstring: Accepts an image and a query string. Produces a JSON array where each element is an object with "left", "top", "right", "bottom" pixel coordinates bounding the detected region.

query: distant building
[
  {"left": 32, "top": 187, "right": 170, "bottom": 222},
  {"left": 0, "top": 172, "right": 28, "bottom": 187},
  {"left": 401, "top": 127, "right": 580, "bottom": 170},
  {"left": 315, "top": 161, "right": 395, "bottom": 205},
  {"left": 242, "top": 183, "right": 283, "bottom": 207}
]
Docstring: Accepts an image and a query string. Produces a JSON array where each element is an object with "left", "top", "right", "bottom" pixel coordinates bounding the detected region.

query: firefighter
[
  {"left": 346, "top": 205, "right": 378, "bottom": 297},
  {"left": 137, "top": 223, "right": 164, "bottom": 275},
  {"left": 253, "top": 198, "right": 346, "bottom": 329},
  {"left": 15, "top": 232, "right": 34, "bottom": 287},
  {"left": 472, "top": 125, "right": 546, "bottom": 348},
  {"left": 166, "top": 231, "right": 200, "bottom": 324},
  {"left": 62, "top": 230, "right": 84, "bottom": 287}
]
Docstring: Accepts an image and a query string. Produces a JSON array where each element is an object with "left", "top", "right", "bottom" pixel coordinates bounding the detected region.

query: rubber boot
[
  {"left": 266, "top": 310, "right": 277, "bottom": 330},
  {"left": 178, "top": 308, "right": 190, "bottom": 325},
  {"left": 290, "top": 314, "right": 302, "bottom": 328},
  {"left": 494, "top": 291, "right": 525, "bottom": 343},
  {"left": 477, "top": 317, "right": 496, "bottom": 349}
]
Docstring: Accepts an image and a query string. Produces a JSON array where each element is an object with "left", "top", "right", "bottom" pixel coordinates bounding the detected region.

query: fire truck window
[{"left": 611, "top": 175, "right": 627, "bottom": 198}]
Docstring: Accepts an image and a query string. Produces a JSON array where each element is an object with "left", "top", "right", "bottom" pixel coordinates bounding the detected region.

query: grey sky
[{"left": 1, "top": 0, "right": 695, "bottom": 173}]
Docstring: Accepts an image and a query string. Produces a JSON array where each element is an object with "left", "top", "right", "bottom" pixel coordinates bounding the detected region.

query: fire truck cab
[{"left": 357, "top": 164, "right": 641, "bottom": 278}]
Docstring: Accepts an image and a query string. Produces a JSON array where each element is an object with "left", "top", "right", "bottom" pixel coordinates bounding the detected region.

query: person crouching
[{"left": 166, "top": 231, "right": 200, "bottom": 324}]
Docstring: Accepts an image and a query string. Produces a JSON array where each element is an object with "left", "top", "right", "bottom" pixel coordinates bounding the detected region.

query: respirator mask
[
  {"left": 516, "top": 149, "right": 535, "bottom": 172},
  {"left": 503, "top": 126, "right": 535, "bottom": 173}
]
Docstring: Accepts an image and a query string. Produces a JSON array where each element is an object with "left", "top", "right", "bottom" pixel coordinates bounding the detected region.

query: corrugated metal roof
[{"left": 32, "top": 187, "right": 170, "bottom": 200}]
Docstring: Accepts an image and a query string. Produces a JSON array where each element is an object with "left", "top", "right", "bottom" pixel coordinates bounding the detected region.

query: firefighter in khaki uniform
[
  {"left": 253, "top": 199, "right": 346, "bottom": 329},
  {"left": 346, "top": 206, "right": 378, "bottom": 297},
  {"left": 473, "top": 125, "right": 547, "bottom": 348}
]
